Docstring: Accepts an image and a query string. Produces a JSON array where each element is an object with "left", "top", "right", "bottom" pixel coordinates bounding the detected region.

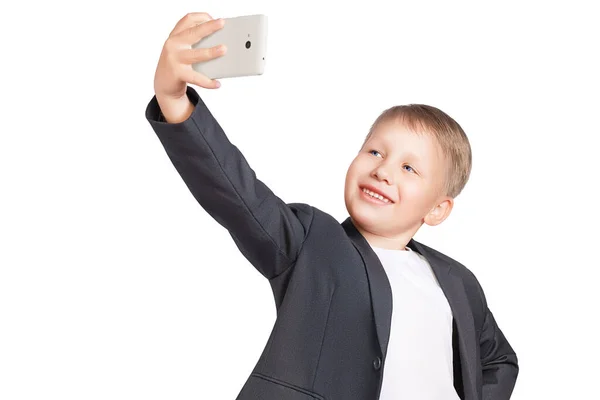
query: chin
[{"left": 348, "top": 202, "right": 382, "bottom": 231}]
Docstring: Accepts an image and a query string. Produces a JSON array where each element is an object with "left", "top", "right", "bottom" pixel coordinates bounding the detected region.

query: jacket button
[{"left": 373, "top": 356, "right": 382, "bottom": 370}]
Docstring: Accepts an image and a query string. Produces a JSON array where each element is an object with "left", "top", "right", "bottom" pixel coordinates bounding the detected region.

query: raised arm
[{"left": 145, "top": 13, "right": 312, "bottom": 279}]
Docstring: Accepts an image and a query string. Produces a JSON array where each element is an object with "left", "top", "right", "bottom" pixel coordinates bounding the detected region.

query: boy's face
[{"left": 344, "top": 119, "right": 454, "bottom": 247}]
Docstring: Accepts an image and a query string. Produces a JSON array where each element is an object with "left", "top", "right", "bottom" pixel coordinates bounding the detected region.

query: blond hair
[{"left": 361, "top": 104, "right": 472, "bottom": 199}]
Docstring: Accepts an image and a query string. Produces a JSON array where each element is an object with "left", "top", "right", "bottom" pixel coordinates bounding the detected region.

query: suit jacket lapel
[
  {"left": 342, "top": 217, "right": 478, "bottom": 400},
  {"left": 342, "top": 217, "right": 393, "bottom": 358},
  {"left": 409, "top": 240, "right": 479, "bottom": 400}
]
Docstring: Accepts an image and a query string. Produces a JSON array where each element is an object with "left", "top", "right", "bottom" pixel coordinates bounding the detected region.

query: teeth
[{"left": 363, "top": 188, "right": 391, "bottom": 203}]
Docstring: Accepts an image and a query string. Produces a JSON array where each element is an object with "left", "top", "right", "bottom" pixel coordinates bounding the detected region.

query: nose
[{"left": 372, "top": 163, "right": 395, "bottom": 184}]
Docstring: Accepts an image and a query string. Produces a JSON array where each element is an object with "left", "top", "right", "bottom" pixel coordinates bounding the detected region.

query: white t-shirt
[{"left": 371, "top": 245, "right": 460, "bottom": 400}]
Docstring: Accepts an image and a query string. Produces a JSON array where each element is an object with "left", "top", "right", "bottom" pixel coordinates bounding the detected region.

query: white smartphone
[{"left": 192, "top": 14, "right": 268, "bottom": 79}]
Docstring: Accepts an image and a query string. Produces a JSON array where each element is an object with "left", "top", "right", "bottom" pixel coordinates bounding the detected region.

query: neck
[{"left": 351, "top": 217, "right": 419, "bottom": 250}]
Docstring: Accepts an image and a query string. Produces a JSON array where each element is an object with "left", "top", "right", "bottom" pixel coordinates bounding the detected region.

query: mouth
[{"left": 359, "top": 186, "right": 394, "bottom": 205}]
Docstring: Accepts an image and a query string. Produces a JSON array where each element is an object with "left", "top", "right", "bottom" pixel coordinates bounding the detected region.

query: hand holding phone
[
  {"left": 154, "top": 12, "right": 227, "bottom": 102},
  {"left": 153, "top": 12, "right": 229, "bottom": 123},
  {"left": 191, "top": 14, "right": 268, "bottom": 79}
]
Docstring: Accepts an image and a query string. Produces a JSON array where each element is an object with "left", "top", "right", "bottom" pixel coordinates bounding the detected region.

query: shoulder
[
  {"left": 415, "top": 240, "right": 475, "bottom": 276},
  {"left": 413, "top": 239, "right": 487, "bottom": 305},
  {"left": 286, "top": 203, "right": 342, "bottom": 235},
  {"left": 286, "top": 203, "right": 352, "bottom": 242},
  {"left": 287, "top": 202, "right": 314, "bottom": 220},
  {"left": 286, "top": 203, "right": 340, "bottom": 226}
]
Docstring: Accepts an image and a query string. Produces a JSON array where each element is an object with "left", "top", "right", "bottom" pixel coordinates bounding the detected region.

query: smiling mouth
[{"left": 360, "top": 187, "right": 394, "bottom": 204}]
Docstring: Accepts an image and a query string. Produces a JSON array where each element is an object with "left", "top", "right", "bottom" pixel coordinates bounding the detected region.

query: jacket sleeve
[
  {"left": 478, "top": 287, "right": 519, "bottom": 399},
  {"left": 145, "top": 86, "right": 312, "bottom": 280}
]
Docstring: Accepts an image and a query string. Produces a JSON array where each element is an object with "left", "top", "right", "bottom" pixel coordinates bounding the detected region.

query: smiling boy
[
  {"left": 345, "top": 105, "right": 488, "bottom": 399},
  {"left": 145, "top": 12, "right": 519, "bottom": 400},
  {"left": 346, "top": 107, "right": 468, "bottom": 249}
]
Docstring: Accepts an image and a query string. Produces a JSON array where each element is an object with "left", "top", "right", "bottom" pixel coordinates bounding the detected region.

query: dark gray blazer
[{"left": 145, "top": 86, "right": 519, "bottom": 400}]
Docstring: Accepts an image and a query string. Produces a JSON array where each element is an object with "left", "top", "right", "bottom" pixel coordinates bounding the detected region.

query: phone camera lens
[{"left": 245, "top": 41, "right": 251, "bottom": 49}]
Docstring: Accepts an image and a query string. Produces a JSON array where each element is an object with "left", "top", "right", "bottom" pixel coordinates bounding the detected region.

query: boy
[{"left": 146, "top": 13, "right": 519, "bottom": 400}]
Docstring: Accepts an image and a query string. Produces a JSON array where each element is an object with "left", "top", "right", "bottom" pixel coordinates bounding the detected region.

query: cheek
[
  {"left": 400, "top": 180, "right": 428, "bottom": 200},
  {"left": 346, "top": 160, "right": 364, "bottom": 180},
  {"left": 344, "top": 166, "right": 358, "bottom": 192},
  {"left": 352, "top": 157, "right": 372, "bottom": 174},
  {"left": 344, "top": 164, "right": 356, "bottom": 183}
]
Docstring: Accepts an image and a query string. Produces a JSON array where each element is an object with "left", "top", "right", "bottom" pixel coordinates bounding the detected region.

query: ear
[{"left": 424, "top": 196, "right": 454, "bottom": 226}]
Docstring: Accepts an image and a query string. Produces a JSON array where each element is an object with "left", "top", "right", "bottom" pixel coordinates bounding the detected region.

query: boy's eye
[{"left": 370, "top": 150, "right": 416, "bottom": 174}]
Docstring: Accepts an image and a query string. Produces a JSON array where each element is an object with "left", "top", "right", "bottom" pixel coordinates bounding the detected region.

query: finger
[
  {"left": 172, "top": 17, "right": 225, "bottom": 45},
  {"left": 169, "top": 12, "right": 213, "bottom": 37},
  {"left": 170, "top": 12, "right": 213, "bottom": 36},
  {"left": 178, "top": 45, "right": 227, "bottom": 64},
  {"left": 181, "top": 69, "right": 221, "bottom": 89}
]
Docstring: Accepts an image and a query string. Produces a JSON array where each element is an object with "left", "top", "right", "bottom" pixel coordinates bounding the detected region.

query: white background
[{"left": 1, "top": 0, "right": 598, "bottom": 399}]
